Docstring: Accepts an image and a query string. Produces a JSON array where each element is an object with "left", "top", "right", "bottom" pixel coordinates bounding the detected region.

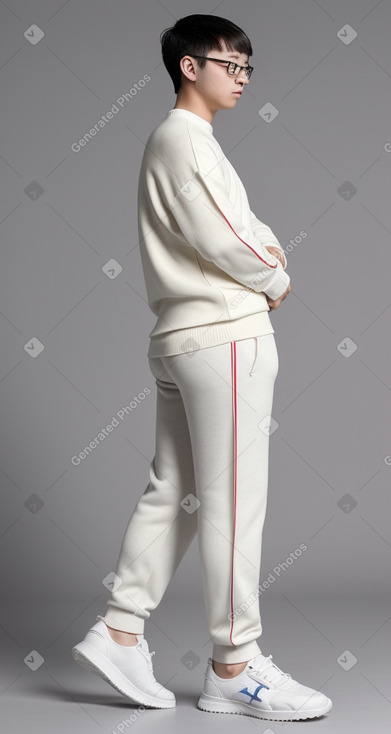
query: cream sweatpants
[{"left": 101, "top": 333, "right": 279, "bottom": 664}]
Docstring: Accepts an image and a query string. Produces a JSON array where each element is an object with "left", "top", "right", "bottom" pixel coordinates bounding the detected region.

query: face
[{"left": 181, "top": 42, "right": 251, "bottom": 112}]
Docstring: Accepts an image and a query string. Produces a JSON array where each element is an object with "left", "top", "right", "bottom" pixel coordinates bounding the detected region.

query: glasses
[{"left": 190, "top": 55, "right": 254, "bottom": 80}]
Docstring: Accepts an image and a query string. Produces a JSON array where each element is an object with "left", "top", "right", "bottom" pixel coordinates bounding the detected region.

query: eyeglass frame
[{"left": 189, "top": 54, "right": 254, "bottom": 80}]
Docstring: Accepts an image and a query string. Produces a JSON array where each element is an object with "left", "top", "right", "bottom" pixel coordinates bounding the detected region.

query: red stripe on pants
[{"left": 230, "top": 341, "right": 238, "bottom": 645}]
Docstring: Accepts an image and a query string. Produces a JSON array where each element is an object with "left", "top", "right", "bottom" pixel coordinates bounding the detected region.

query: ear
[{"left": 179, "top": 56, "right": 198, "bottom": 85}]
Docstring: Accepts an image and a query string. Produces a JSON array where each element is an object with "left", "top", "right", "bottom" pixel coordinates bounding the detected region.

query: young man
[{"left": 72, "top": 14, "right": 332, "bottom": 721}]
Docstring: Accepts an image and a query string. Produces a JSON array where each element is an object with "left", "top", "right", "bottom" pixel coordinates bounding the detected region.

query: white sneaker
[
  {"left": 198, "top": 651, "right": 332, "bottom": 721},
  {"left": 71, "top": 615, "right": 175, "bottom": 709}
]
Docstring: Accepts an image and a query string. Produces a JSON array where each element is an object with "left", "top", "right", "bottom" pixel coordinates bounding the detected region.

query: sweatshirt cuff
[{"left": 262, "top": 269, "right": 290, "bottom": 300}]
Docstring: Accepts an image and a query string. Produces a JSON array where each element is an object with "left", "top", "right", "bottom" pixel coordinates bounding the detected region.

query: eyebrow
[{"left": 227, "top": 53, "right": 250, "bottom": 65}]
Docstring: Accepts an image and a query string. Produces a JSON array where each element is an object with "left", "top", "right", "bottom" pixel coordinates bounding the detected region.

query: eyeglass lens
[{"left": 228, "top": 62, "right": 251, "bottom": 78}]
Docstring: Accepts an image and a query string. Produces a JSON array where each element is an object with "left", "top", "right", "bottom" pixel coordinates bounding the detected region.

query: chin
[{"left": 219, "top": 99, "right": 237, "bottom": 109}]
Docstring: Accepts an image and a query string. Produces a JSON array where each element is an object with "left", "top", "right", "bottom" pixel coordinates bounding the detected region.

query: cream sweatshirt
[{"left": 137, "top": 107, "right": 290, "bottom": 357}]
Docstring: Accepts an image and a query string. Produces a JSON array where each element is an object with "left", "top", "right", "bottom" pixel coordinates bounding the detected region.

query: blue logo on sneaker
[{"left": 239, "top": 683, "right": 269, "bottom": 704}]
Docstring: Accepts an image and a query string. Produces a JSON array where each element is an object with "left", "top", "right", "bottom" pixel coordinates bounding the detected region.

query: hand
[
  {"left": 266, "top": 281, "right": 291, "bottom": 310},
  {"left": 264, "top": 246, "right": 290, "bottom": 310},
  {"left": 264, "top": 245, "right": 285, "bottom": 267}
]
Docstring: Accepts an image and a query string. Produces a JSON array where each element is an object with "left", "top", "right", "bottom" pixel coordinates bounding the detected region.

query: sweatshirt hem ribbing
[{"left": 147, "top": 311, "right": 274, "bottom": 357}]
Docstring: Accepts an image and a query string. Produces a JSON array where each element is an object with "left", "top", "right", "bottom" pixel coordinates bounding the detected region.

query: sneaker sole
[
  {"left": 197, "top": 693, "right": 332, "bottom": 721},
  {"left": 71, "top": 641, "right": 176, "bottom": 709}
]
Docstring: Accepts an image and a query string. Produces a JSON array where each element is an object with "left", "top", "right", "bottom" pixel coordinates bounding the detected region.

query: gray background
[{"left": 1, "top": 0, "right": 390, "bottom": 731}]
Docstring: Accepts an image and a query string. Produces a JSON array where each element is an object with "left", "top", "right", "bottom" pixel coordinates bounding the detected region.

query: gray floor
[{"left": 2, "top": 595, "right": 390, "bottom": 733}]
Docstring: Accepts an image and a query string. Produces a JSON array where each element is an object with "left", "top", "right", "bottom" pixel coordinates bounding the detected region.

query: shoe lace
[
  {"left": 249, "top": 653, "right": 292, "bottom": 685},
  {"left": 137, "top": 643, "right": 156, "bottom": 674}
]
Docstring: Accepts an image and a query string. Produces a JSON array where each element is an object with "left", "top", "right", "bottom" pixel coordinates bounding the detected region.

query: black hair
[{"left": 160, "top": 14, "right": 253, "bottom": 94}]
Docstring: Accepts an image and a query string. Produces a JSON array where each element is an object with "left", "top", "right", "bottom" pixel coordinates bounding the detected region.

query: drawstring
[{"left": 249, "top": 337, "right": 259, "bottom": 376}]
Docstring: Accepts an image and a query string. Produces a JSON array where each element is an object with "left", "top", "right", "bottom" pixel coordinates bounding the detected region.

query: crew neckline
[{"left": 167, "top": 108, "right": 213, "bottom": 133}]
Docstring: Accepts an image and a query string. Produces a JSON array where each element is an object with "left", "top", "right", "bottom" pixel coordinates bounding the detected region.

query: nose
[{"left": 236, "top": 69, "right": 249, "bottom": 84}]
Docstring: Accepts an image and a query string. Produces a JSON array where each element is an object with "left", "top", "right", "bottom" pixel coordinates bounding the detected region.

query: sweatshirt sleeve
[
  {"left": 166, "top": 135, "right": 290, "bottom": 301},
  {"left": 250, "top": 210, "right": 287, "bottom": 270}
]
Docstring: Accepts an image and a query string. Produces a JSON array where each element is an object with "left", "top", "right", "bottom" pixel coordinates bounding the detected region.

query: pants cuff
[
  {"left": 100, "top": 608, "right": 145, "bottom": 634},
  {"left": 212, "top": 639, "right": 262, "bottom": 664}
]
